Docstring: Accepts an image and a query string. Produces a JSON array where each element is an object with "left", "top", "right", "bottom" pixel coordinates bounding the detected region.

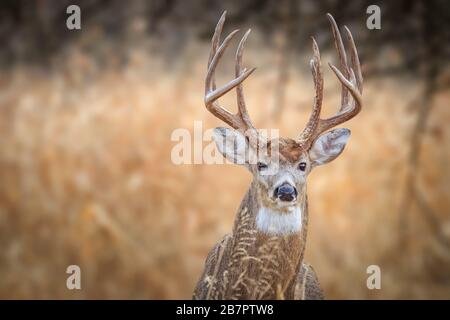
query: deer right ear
[{"left": 213, "top": 127, "right": 251, "bottom": 165}]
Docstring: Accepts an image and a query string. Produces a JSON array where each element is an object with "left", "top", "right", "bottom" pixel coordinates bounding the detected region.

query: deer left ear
[{"left": 309, "top": 128, "right": 351, "bottom": 167}]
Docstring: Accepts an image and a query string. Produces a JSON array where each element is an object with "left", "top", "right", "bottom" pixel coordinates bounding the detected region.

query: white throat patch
[{"left": 256, "top": 206, "right": 302, "bottom": 235}]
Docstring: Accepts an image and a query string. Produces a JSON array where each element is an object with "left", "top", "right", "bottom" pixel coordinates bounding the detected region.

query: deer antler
[
  {"left": 205, "top": 11, "right": 260, "bottom": 143},
  {"left": 298, "top": 13, "right": 363, "bottom": 150}
]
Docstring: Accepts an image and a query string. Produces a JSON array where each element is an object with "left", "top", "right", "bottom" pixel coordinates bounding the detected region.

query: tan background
[{"left": 0, "top": 0, "right": 449, "bottom": 299}]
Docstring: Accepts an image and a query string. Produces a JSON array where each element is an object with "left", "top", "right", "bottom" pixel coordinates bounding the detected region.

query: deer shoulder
[{"left": 193, "top": 234, "right": 233, "bottom": 300}]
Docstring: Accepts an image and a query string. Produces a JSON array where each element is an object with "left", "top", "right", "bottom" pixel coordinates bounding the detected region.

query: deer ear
[
  {"left": 213, "top": 127, "right": 251, "bottom": 165},
  {"left": 309, "top": 128, "right": 351, "bottom": 167}
]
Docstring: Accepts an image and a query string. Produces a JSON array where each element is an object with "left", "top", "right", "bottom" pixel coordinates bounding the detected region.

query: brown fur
[
  {"left": 193, "top": 179, "right": 324, "bottom": 300},
  {"left": 267, "top": 138, "right": 305, "bottom": 163}
]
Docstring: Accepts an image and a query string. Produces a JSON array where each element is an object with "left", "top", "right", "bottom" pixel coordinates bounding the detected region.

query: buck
[{"left": 193, "top": 12, "right": 363, "bottom": 300}]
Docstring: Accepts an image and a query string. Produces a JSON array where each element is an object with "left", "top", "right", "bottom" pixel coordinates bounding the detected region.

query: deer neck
[{"left": 228, "top": 179, "right": 309, "bottom": 299}]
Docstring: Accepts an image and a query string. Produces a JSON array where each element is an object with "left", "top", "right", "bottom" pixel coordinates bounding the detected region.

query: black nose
[{"left": 274, "top": 183, "right": 297, "bottom": 202}]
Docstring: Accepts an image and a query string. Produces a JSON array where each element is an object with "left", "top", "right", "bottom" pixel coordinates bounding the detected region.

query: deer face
[{"left": 213, "top": 127, "right": 351, "bottom": 212}]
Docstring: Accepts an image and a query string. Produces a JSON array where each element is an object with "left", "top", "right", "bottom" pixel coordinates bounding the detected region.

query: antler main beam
[
  {"left": 298, "top": 14, "right": 363, "bottom": 150},
  {"left": 205, "top": 11, "right": 257, "bottom": 133}
]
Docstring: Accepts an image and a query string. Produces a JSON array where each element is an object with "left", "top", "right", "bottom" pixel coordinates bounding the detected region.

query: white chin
[{"left": 256, "top": 206, "right": 302, "bottom": 236}]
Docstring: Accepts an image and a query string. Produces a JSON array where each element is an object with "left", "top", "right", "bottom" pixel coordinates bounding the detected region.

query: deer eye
[
  {"left": 298, "top": 162, "right": 307, "bottom": 171},
  {"left": 257, "top": 162, "right": 268, "bottom": 171}
]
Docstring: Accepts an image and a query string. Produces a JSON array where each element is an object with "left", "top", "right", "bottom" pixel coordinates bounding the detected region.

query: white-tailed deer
[{"left": 193, "top": 12, "right": 363, "bottom": 300}]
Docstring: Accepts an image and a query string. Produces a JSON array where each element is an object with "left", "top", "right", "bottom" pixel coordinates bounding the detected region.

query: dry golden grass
[{"left": 0, "top": 36, "right": 449, "bottom": 299}]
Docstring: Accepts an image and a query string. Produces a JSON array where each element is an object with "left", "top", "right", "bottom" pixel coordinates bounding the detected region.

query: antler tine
[
  {"left": 298, "top": 14, "right": 363, "bottom": 150},
  {"left": 319, "top": 63, "right": 362, "bottom": 131},
  {"left": 205, "top": 29, "right": 240, "bottom": 96},
  {"left": 327, "top": 13, "right": 351, "bottom": 110},
  {"left": 235, "top": 28, "right": 255, "bottom": 131},
  {"left": 298, "top": 37, "right": 323, "bottom": 143},
  {"left": 204, "top": 12, "right": 257, "bottom": 135},
  {"left": 207, "top": 11, "right": 227, "bottom": 91},
  {"left": 344, "top": 26, "right": 363, "bottom": 94}
]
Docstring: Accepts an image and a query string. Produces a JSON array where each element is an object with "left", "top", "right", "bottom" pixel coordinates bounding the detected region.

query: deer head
[{"left": 205, "top": 12, "right": 362, "bottom": 232}]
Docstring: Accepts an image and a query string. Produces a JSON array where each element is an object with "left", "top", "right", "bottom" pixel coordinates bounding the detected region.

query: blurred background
[{"left": 0, "top": 0, "right": 449, "bottom": 299}]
